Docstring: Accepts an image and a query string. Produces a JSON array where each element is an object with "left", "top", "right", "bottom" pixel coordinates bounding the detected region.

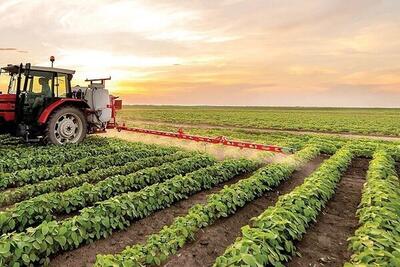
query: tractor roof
[
  {"left": 30, "top": 66, "right": 76, "bottom": 75},
  {"left": 1, "top": 65, "right": 75, "bottom": 75}
]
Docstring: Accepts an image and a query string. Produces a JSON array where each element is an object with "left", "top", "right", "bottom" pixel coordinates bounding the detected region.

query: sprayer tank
[{"left": 72, "top": 85, "right": 112, "bottom": 125}]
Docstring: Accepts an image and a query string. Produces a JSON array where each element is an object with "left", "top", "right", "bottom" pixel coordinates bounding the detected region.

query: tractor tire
[{"left": 44, "top": 106, "right": 87, "bottom": 145}]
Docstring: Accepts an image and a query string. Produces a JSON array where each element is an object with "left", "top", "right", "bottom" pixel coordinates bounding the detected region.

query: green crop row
[
  {"left": 0, "top": 154, "right": 214, "bottom": 234},
  {"left": 93, "top": 145, "right": 320, "bottom": 266},
  {"left": 0, "top": 135, "right": 21, "bottom": 146},
  {"left": 214, "top": 147, "right": 353, "bottom": 267},
  {"left": 133, "top": 116, "right": 400, "bottom": 157},
  {"left": 119, "top": 106, "right": 400, "bottom": 136},
  {"left": 0, "top": 151, "right": 192, "bottom": 207},
  {"left": 0, "top": 143, "right": 178, "bottom": 189},
  {"left": 0, "top": 140, "right": 74, "bottom": 161},
  {"left": 0, "top": 145, "right": 153, "bottom": 188},
  {"left": 349, "top": 141, "right": 400, "bottom": 161},
  {"left": 1, "top": 141, "right": 114, "bottom": 173},
  {"left": 0, "top": 135, "right": 108, "bottom": 154},
  {"left": 0, "top": 158, "right": 256, "bottom": 266},
  {"left": 0, "top": 137, "right": 123, "bottom": 172},
  {"left": 183, "top": 126, "right": 342, "bottom": 155},
  {"left": 345, "top": 150, "right": 400, "bottom": 267}
]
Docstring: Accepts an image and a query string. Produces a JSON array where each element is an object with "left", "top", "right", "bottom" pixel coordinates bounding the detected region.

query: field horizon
[{"left": 124, "top": 105, "right": 400, "bottom": 110}]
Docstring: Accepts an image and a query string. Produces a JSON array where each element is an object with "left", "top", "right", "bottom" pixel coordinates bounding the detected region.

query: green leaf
[
  {"left": 22, "top": 254, "right": 30, "bottom": 264},
  {"left": 55, "top": 236, "right": 67, "bottom": 246},
  {"left": 42, "top": 224, "right": 49, "bottom": 235},
  {"left": 241, "top": 253, "right": 259, "bottom": 267},
  {"left": 0, "top": 243, "right": 10, "bottom": 254},
  {"left": 32, "top": 242, "right": 41, "bottom": 250}
]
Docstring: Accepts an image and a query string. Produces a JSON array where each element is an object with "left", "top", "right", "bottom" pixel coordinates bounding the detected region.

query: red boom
[{"left": 116, "top": 125, "right": 294, "bottom": 154}]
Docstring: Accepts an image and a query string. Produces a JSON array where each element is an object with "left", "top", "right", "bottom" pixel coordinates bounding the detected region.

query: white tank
[
  {"left": 72, "top": 82, "right": 112, "bottom": 127},
  {"left": 84, "top": 87, "right": 112, "bottom": 123}
]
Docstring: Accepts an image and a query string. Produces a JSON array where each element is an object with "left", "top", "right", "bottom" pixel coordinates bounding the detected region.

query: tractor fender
[{"left": 38, "top": 99, "right": 90, "bottom": 125}]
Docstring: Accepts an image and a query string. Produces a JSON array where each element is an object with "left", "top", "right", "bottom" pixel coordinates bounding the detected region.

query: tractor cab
[
  {"left": 0, "top": 64, "right": 75, "bottom": 125},
  {"left": 0, "top": 63, "right": 91, "bottom": 143},
  {"left": 0, "top": 59, "right": 120, "bottom": 145}
]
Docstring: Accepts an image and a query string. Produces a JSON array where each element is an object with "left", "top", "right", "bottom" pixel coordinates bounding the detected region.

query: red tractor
[
  {"left": 0, "top": 62, "right": 121, "bottom": 145},
  {"left": 0, "top": 60, "right": 293, "bottom": 154}
]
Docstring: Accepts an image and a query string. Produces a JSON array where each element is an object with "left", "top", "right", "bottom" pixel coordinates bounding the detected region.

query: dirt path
[
  {"left": 126, "top": 120, "right": 400, "bottom": 142},
  {"left": 287, "top": 158, "right": 368, "bottom": 267},
  {"left": 49, "top": 170, "right": 258, "bottom": 267},
  {"left": 162, "top": 155, "right": 328, "bottom": 267}
]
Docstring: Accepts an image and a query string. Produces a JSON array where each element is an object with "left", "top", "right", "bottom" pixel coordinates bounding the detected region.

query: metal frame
[{"left": 106, "top": 95, "right": 121, "bottom": 129}]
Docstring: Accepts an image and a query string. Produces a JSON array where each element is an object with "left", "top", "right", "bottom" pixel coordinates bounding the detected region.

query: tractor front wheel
[{"left": 44, "top": 106, "right": 87, "bottom": 145}]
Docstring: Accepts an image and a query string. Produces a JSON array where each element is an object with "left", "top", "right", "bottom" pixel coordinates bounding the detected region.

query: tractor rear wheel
[{"left": 44, "top": 106, "right": 87, "bottom": 145}]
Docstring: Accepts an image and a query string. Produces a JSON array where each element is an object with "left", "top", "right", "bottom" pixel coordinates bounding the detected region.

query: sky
[{"left": 0, "top": 0, "right": 399, "bottom": 107}]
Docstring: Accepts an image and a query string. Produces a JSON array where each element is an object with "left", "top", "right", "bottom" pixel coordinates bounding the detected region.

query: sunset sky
[{"left": 0, "top": 0, "right": 399, "bottom": 107}]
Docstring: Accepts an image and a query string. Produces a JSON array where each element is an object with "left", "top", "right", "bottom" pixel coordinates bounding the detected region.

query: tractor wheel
[{"left": 44, "top": 106, "right": 87, "bottom": 145}]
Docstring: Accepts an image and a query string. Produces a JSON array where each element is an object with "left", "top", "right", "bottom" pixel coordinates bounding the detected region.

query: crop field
[
  {"left": 118, "top": 106, "right": 400, "bottom": 136},
  {"left": 0, "top": 110, "right": 400, "bottom": 267}
]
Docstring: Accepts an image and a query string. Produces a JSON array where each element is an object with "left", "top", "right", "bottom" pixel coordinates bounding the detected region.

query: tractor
[
  {"left": 0, "top": 60, "right": 121, "bottom": 145},
  {"left": 0, "top": 59, "right": 292, "bottom": 154}
]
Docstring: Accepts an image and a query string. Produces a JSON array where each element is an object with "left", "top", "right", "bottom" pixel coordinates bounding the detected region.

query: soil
[
  {"left": 395, "top": 162, "right": 400, "bottom": 178},
  {"left": 50, "top": 155, "right": 326, "bottom": 267},
  {"left": 0, "top": 204, "right": 12, "bottom": 211},
  {"left": 49, "top": 170, "right": 258, "bottom": 267},
  {"left": 286, "top": 158, "right": 368, "bottom": 267},
  {"left": 162, "top": 155, "right": 328, "bottom": 267},
  {"left": 125, "top": 120, "right": 400, "bottom": 142}
]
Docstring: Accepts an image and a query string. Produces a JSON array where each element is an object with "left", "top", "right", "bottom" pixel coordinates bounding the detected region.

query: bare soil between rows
[
  {"left": 162, "top": 155, "right": 328, "bottom": 267},
  {"left": 287, "top": 158, "right": 368, "bottom": 267},
  {"left": 50, "top": 155, "right": 326, "bottom": 267},
  {"left": 395, "top": 162, "right": 400, "bottom": 179},
  {"left": 49, "top": 169, "right": 258, "bottom": 267}
]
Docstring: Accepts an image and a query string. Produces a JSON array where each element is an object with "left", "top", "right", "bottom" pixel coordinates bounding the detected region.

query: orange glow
[{"left": 0, "top": 1, "right": 399, "bottom": 106}]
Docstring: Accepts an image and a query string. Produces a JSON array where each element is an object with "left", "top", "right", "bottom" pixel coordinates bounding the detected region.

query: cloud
[
  {"left": 147, "top": 30, "right": 240, "bottom": 43},
  {"left": 0, "top": 0, "right": 399, "bottom": 106},
  {"left": 0, "top": 48, "right": 28, "bottom": 54}
]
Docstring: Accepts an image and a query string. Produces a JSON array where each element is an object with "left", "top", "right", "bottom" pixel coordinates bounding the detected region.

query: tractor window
[
  {"left": 28, "top": 71, "right": 53, "bottom": 97},
  {"left": 0, "top": 70, "right": 9, "bottom": 93},
  {"left": 7, "top": 73, "right": 26, "bottom": 94},
  {"left": 55, "top": 74, "right": 68, "bottom": 97}
]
